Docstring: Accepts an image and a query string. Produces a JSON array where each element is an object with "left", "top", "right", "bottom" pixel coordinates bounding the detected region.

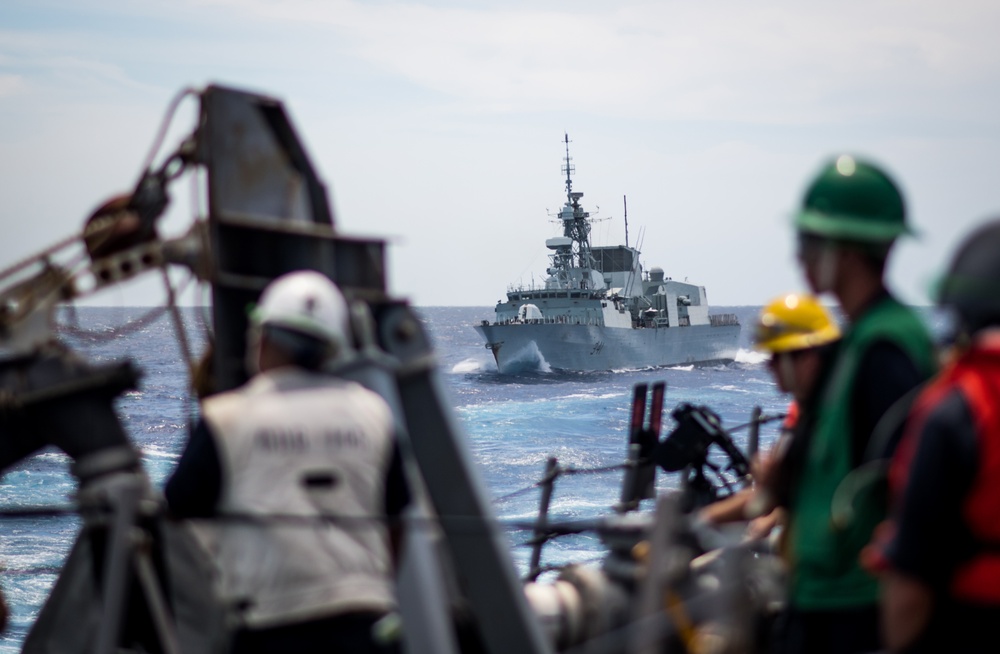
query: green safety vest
[{"left": 788, "top": 296, "right": 936, "bottom": 609}]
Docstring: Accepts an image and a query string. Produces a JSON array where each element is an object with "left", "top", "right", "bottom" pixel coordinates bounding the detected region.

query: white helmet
[{"left": 251, "top": 270, "right": 350, "bottom": 350}]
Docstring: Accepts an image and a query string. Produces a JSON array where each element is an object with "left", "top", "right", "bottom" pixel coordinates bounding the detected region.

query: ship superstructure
[{"left": 475, "top": 135, "right": 740, "bottom": 372}]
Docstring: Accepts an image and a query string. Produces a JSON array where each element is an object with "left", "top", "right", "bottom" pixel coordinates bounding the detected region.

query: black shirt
[
  {"left": 886, "top": 389, "right": 978, "bottom": 589},
  {"left": 851, "top": 339, "right": 925, "bottom": 464}
]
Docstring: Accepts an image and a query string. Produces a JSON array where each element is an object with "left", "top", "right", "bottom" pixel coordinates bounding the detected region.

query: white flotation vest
[{"left": 202, "top": 367, "right": 397, "bottom": 628}]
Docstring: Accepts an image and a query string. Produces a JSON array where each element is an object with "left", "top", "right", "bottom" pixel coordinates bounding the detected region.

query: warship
[
  {"left": 475, "top": 136, "right": 741, "bottom": 373},
  {"left": 0, "top": 85, "right": 783, "bottom": 654}
]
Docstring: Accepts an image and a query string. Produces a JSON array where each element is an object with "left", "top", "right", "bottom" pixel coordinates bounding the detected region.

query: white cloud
[
  {"left": 0, "top": 0, "right": 998, "bottom": 306},
  {"left": 181, "top": 0, "right": 1000, "bottom": 124},
  {"left": 0, "top": 73, "right": 23, "bottom": 96}
]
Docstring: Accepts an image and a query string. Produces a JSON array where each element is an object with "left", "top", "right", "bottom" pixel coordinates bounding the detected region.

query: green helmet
[{"left": 795, "top": 155, "right": 912, "bottom": 243}]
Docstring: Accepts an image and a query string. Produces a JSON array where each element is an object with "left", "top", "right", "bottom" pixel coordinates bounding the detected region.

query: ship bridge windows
[
  {"left": 507, "top": 290, "right": 572, "bottom": 302},
  {"left": 592, "top": 246, "right": 636, "bottom": 273}
]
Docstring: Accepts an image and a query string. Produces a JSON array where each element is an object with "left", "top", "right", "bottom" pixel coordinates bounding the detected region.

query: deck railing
[{"left": 709, "top": 313, "right": 740, "bottom": 327}]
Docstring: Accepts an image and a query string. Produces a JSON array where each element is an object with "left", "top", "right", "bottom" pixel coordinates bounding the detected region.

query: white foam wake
[
  {"left": 500, "top": 341, "right": 552, "bottom": 373},
  {"left": 735, "top": 348, "right": 768, "bottom": 364},
  {"left": 451, "top": 358, "right": 486, "bottom": 373}
]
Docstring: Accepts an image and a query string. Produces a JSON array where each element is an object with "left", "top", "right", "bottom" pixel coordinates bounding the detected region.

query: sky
[{"left": 1, "top": 0, "right": 999, "bottom": 308}]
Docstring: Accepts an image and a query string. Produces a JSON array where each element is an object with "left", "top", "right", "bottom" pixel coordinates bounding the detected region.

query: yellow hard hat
[{"left": 754, "top": 294, "right": 841, "bottom": 354}]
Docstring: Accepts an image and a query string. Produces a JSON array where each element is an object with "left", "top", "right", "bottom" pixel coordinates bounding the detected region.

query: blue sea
[{"left": 0, "top": 304, "right": 931, "bottom": 650}]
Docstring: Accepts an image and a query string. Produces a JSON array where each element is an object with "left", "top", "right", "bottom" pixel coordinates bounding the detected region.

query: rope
[
  {"left": 0, "top": 247, "right": 89, "bottom": 339},
  {"left": 0, "top": 504, "right": 598, "bottom": 536},
  {"left": 138, "top": 88, "right": 198, "bottom": 176},
  {"left": 0, "top": 86, "right": 195, "bottom": 292},
  {"left": 527, "top": 555, "right": 606, "bottom": 576},
  {"left": 726, "top": 412, "right": 787, "bottom": 434},
  {"left": 57, "top": 305, "right": 169, "bottom": 341},
  {"left": 493, "top": 485, "right": 544, "bottom": 504},
  {"left": 55, "top": 275, "right": 195, "bottom": 342},
  {"left": 561, "top": 462, "right": 630, "bottom": 476},
  {"left": 2, "top": 567, "right": 64, "bottom": 576},
  {"left": 0, "top": 506, "right": 78, "bottom": 518},
  {"left": 495, "top": 414, "right": 783, "bottom": 508},
  {"left": 0, "top": 233, "right": 81, "bottom": 284},
  {"left": 493, "top": 460, "right": 633, "bottom": 504}
]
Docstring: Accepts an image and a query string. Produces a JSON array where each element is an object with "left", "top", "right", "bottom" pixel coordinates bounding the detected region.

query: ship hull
[{"left": 474, "top": 323, "right": 741, "bottom": 372}]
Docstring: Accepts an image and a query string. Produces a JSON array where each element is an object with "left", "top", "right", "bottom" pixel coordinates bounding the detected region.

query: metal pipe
[
  {"left": 747, "top": 406, "right": 762, "bottom": 463},
  {"left": 529, "top": 457, "right": 560, "bottom": 581}
]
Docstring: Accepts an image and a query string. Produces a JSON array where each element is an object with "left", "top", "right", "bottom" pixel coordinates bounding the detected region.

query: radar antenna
[
  {"left": 624, "top": 194, "right": 629, "bottom": 248},
  {"left": 562, "top": 133, "right": 574, "bottom": 200}
]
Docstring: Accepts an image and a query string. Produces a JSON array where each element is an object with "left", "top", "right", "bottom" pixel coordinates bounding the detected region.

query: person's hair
[
  {"left": 261, "top": 324, "right": 335, "bottom": 371},
  {"left": 192, "top": 339, "right": 217, "bottom": 399}
]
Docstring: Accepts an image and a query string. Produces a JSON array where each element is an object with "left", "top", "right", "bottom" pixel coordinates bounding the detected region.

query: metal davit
[{"left": 0, "top": 84, "right": 550, "bottom": 654}]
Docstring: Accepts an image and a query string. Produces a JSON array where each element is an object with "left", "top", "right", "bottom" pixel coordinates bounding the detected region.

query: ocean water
[{"left": 0, "top": 304, "right": 932, "bottom": 650}]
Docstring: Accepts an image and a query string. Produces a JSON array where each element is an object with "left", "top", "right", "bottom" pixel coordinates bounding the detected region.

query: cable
[
  {"left": 0, "top": 233, "right": 81, "bottom": 284},
  {"left": 2, "top": 567, "right": 65, "bottom": 576},
  {"left": 493, "top": 485, "right": 544, "bottom": 504},
  {"left": 0, "top": 506, "right": 78, "bottom": 518},
  {"left": 56, "top": 275, "right": 195, "bottom": 342},
  {"left": 725, "top": 412, "right": 787, "bottom": 434},
  {"left": 0, "top": 502, "right": 609, "bottom": 540},
  {"left": 492, "top": 460, "right": 632, "bottom": 504},
  {"left": 138, "top": 87, "right": 198, "bottom": 176},
  {"left": 561, "top": 462, "right": 629, "bottom": 476},
  {"left": 527, "top": 555, "right": 605, "bottom": 576}
]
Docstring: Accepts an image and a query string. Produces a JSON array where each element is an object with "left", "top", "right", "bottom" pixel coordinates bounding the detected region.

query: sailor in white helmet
[{"left": 166, "top": 270, "right": 409, "bottom": 654}]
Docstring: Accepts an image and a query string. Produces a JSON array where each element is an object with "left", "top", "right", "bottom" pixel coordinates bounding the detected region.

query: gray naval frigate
[{"left": 475, "top": 135, "right": 741, "bottom": 372}]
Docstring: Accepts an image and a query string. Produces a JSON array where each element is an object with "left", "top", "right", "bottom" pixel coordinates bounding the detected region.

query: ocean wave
[
  {"left": 141, "top": 443, "right": 181, "bottom": 460},
  {"left": 735, "top": 348, "right": 768, "bottom": 365},
  {"left": 558, "top": 391, "right": 626, "bottom": 401},
  {"left": 610, "top": 365, "right": 658, "bottom": 373},
  {"left": 496, "top": 342, "right": 553, "bottom": 374},
  {"left": 712, "top": 384, "right": 751, "bottom": 394},
  {"left": 667, "top": 364, "right": 694, "bottom": 371},
  {"left": 451, "top": 358, "right": 489, "bottom": 373}
]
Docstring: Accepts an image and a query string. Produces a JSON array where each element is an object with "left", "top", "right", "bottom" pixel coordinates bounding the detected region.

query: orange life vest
[
  {"left": 892, "top": 344, "right": 1000, "bottom": 603},
  {"left": 782, "top": 401, "right": 799, "bottom": 431}
]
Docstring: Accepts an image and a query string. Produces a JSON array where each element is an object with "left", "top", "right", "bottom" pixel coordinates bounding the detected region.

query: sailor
[
  {"left": 866, "top": 219, "right": 1000, "bottom": 652},
  {"left": 165, "top": 270, "right": 409, "bottom": 654},
  {"left": 775, "top": 156, "right": 936, "bottom": 654},
  {"left": 699, "top": 293, "right": 841, "bottom": 542}
]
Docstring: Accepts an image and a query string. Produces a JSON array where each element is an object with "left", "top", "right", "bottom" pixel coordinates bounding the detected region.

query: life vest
[
  {"left": 891, "top": 343, "right": 1000, "bottom": 604},
  {"left": 782, "top": 401, "right": 800, "bottom": 431},
  {"left": 201, "top": 367, "right": 398, "bottom": 628},
  {"left": 788, "top": 295, "right": 935, "bottom": 609}
]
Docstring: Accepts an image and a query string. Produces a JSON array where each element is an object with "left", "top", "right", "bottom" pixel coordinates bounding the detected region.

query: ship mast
[
  {"left": 560, "top": 133, "right": 595, "bottom": 272},
  {"left": 563, "top": 132, "right": 574, "bottom": 199}
]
